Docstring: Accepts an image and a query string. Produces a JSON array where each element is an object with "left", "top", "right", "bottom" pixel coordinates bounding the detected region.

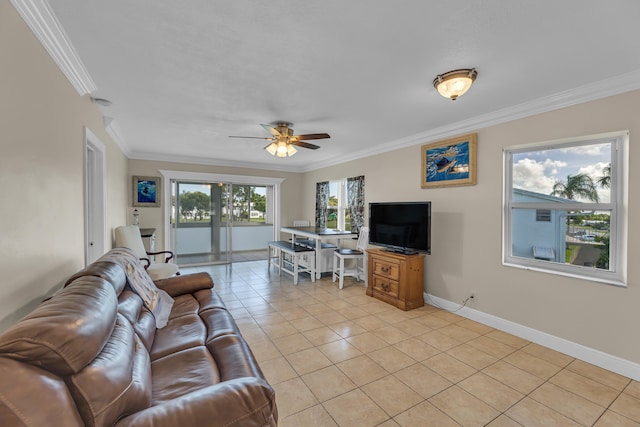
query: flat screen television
[{"left": 368, "top": 202, "right": 431, "bottom": 255}]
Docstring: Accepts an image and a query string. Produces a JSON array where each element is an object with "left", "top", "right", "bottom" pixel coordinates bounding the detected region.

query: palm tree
[
  {"left": 551, "top": 173, "right": 599, "bottom": 202},
  {"left": 596, "top": 164, "right": 611, "bottom": 189}
]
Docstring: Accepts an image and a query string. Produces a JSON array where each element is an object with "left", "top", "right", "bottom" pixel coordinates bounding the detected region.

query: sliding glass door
[{"left": 170, "top": 179, "right": 276, "bottom": 266}]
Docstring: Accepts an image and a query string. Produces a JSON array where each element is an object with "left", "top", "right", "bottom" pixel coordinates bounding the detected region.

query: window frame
[{"left": 503, "top": 130, "right": 628, "bottom": 286}]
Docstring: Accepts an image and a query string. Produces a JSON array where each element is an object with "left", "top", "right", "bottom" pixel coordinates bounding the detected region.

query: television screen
[{"left": 368, "top": 202, "right": 431, "bottom": 254}]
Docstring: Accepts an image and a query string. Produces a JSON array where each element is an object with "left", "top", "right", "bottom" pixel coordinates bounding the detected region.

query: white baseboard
[{"left": 425, "top": 292, "right": 640, "bottom": 382}]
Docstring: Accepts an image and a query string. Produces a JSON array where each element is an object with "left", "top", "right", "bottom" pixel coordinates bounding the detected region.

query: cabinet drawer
[
  {"left": 371, "top": 258, "right": 400, "bottom": 280},
  {"left": 372, "top": 275, "right": 399, "bottom": 298}
]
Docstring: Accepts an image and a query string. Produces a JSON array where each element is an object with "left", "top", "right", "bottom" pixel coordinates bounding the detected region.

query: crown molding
[
  {"left": 11, "top": 0, "right": 96, "bottom": 95},
  {"left": 104, "top": 118, "right": 132, "bottom": 157},
  {"left": 303, "top": 69, "right": 640, "bottom": 172}
]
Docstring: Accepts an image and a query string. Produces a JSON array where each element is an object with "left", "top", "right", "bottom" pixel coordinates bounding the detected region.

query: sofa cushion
[
  {"left": 117, "top": 289, "right": 156, "bottom": 351},
  {"left": 68, "top": 314, "right": 151, "bottom": 427},
  {"left": 151, "top": 346, "right": 220, "bottom": 404},
  {"left": 0, "top": 276, "right": 117, "bottom": 375},
  {"left": 150, "top": 314, "right": 206, "bottom": 361}
]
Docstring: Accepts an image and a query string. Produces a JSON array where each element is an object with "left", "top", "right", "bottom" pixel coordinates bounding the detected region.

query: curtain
[
  {"left": 315, "top": 181, "right": 329, "bottom": 228},
  {"left": 347, "top": 175, "right": 365, "bottom": 233}
]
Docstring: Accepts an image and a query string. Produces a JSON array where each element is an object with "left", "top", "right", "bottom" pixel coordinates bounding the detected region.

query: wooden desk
[{"left": 280, "top": 227, "right": 356, "bottom": 279}]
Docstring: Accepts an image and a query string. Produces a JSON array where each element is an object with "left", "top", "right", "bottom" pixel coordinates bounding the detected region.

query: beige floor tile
[
  {"left": 303, "top": 326, "right": 343, "bottom": 346},
  {"left": 376, "top": 309, "right": 412, "bottom": 325},
  {"left": 279, "top": 404, "right": 339, "bottom": 427},
  {"left": 304, "top": 302, "right": 334, "bottom": 316},
  {"left": 301, "top": 365, "right": 357, "bottom": 402},
  {"left": 259, "top": 356, "right": 298, "bottom": 385},
  {"left": 594, "top": 410, "right": 640, "bottom": 427},
  {"left": 485, "top": 330, "right": 530, "bottom": 349},
  {"left": 506, "top": 397, "right": 582, "bottom": 427},
  {"left": 317, "top": 339, "right": 363, "bottom": 363},
  {"left": 429, "top": 385, "right": 501, "bottom": 427},
  {"left": 372, "top": 324, "right": 412, "bottom": 345},
  {"left": 530, "top": 382, "right": 606, "bottom": 425},
  {"left": 566, "top": 359, "right": 631, "bottom": 391},
  {"left": 418, "top": 330, "right": 461, "bottom": 351},
  {"left": 392, "top": 319, "right": 433, "bottom": 337},
  {"left": 253, "top": 312, "right": 287, "bottom": 326},
  {"left": 610, "top": 393, "right": 640, "bottom": 423},
  {"left": 368, "top": 346, "right": 417, "bottom": 373},
  {"left": 423, "top": 352, "right": 476, "bottom": 383},
  {"left": 394, "top": 338, "right": 440, "bottom": 362},
  {"left": 323, "top": 389, "right": 389, "bottom": 427},
  {"left": 354, "top": 314, "right": 389, "bottom": 330},
  {"left": 314, "top": 310, "right": 349, "bottom": 326},
  {"left": 346, "top": 332, "right": 389, "bottom": 353},
  {"left": 457, "top": 318, "right": 495, "bottom": 335},
  {"left": 431, "top": 310, "right": 465, "bottom": 324},
  {"left": 278, "top": 307, "right": 312, "bottom": 321},
  {"left": 272, "top": 332, "right": 314, "bottom": 355},
  {"left": 482, "top": 361, "right": 545, "bottom": 395},
  {"left": 458, "top": 372, "right": 524, "bottom": 412},
  {"left": 337, "top": 355, "right": 389, "bottom": 387},
  {"left": 362, "top": 375, "right": 424, "bottom": 417},
  {"left": 415, "top": 314, "right": 451, "bottom": 330},
  {"left": 520, "top": 342, "right": 574, "bottom": 368},
  {"left": 504, "top": 350, "right": 563, "bottom": 380},
  {"left": 335, "top": 306, "right": 369, "bottom": 320},
  {"left": 393, "top": 401, "right": 459, "bottom": 427},
  {"left": 549, "top": 369, "right": 620, "bottom": 407},
  {"left": 377, "top": 419, "right": 400, "bottom": 427},
  {"left": 394, "top": 363, "right": 453, "bottom": 399},
  {"left": 247, "top": 339, "right": 282, "bottom": 362},
  {"left": 626, "top": 381, "right": 640, "bottom": 399},
  {"left": 446, "top": 343, "right": 497, "bottom": 370},
  {"left": 328, "top": 321, "right": 367, "bottom": 338},
  {"left": 485, "top": 414, "right": 524, "bottom": 427},
  {"left": 273, "top": 377, "right": 319, "bottom": 419},
  {"left": 438, "top": 324, "right": 481, "bottom": 342},
  {"left": 286, "top": 347, "right": 333, "bottom": 375},
  {"left": 260, "top": 321, "right": 298, "bottom": 339},
  {"left": 292, "top": 316, "right": 326, "bottom": 332},
  {"left": 466, "top": 335, "right": 518, "bottom": 359}
]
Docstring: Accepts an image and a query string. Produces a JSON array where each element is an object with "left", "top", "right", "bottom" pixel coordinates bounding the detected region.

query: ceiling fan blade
[
  {"left": 293, "top": 133, "right": 330, "bottom": 140},
  {"left": 260, "top": 123, "right": 282, "bottom": 138},
  {"left": 291, "top": 141, "right": 320, "bottom": 150},
  {"left": 228, "top": 136, "right": 272, "bottom": 140}
]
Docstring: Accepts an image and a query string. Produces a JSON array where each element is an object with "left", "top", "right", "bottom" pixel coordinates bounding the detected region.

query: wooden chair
[{"left": 332, "top": 227, "right": 369, "bottom": 289}]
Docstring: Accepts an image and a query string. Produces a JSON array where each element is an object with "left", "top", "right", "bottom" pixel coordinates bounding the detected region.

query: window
[
  {"left": 327, "top": 179, "right": 350, "bottom": 230},
  {"left": 536, "top": 210, "right": 551, "bottom": 222},
  {"left": 503, "top": 131, "right": 627, "bottom": 286}
]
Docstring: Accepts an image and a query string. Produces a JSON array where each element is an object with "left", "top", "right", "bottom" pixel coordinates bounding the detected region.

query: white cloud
[{"left": 512, "top": 158, "right": 560, "bottom": 195}]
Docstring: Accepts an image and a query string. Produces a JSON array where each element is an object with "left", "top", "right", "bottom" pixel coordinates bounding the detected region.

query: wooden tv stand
[{"left": 366, "top": 249, "right": 425, "bottom": 310}]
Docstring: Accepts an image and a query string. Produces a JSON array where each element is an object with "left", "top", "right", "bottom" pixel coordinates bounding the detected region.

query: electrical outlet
[{"left": 469, "top": 291, "right": 476, "bottom": 300}]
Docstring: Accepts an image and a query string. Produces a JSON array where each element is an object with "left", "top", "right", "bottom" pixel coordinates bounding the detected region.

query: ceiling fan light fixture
[
  {"left": 265, "top": 142, "right": 278, "bottom": 155},
  {"left": 433, "top": 68, "right": 477, "bottom": 100},
  {"left": 286, "top": 144, "right": 297, "bottom": 156}
]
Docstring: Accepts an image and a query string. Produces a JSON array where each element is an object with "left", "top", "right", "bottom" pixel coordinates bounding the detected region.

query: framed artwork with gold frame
[{"left": 421, "top": 133, "right": 477, "bottom": 188}]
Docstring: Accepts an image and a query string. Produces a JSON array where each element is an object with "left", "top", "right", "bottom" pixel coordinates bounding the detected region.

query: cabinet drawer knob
[{"left": 380, "top": 266, "right": 390, "bottom": 273}]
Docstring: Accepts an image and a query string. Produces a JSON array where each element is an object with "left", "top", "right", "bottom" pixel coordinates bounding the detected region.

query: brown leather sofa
[{"left": 0, "top": 248, "right": 277, "bottom": 426}]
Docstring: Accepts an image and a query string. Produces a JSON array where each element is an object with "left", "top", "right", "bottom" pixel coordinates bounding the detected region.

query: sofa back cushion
[
  {"left": 68, "top": 313, "right": 152, "bottom": 427},
  {"left": 0, "top": 276, "right": 117, "bottom": 375}
]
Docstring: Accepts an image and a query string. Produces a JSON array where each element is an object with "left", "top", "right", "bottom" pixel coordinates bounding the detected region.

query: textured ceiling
[{"left": 47, "top": 1, "right": 640, "bottom": 172}]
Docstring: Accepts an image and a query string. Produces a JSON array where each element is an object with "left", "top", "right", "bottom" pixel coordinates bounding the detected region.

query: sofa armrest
[
  {"left": 153, "top": 272, "right": 214, "bottom": 297},
  {"left": 114, "top": 378, "right": 277, "bottom": 427}
]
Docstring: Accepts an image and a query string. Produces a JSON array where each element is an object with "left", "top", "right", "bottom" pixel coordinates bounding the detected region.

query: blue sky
[{"left": 512, "top": 142, "right": 611, "bottom": 203}]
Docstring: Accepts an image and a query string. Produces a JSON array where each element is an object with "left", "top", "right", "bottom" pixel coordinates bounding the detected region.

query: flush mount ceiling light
[{"left": 433, "top": 68, "right": 477, "bottom": 100}]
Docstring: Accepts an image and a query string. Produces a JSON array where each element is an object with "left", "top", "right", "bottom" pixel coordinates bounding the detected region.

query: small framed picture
[
  {"left": 421, "top": 133, "right": 477, "bottom": 188},
  {"left": 132, "top": 176, "right": 161, "bottom": 207}
]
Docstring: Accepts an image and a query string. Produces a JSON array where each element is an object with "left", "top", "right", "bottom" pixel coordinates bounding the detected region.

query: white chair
[
  {"left": 332, "top": 227, "right": 369, "bottom": 289},
  {"left": 115, "top": 225, "right": 179, "bottom": 281}
]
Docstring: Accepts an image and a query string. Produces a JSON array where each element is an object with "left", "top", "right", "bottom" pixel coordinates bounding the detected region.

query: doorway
[
  {"left": 83, "top": 128, "right": 106, "bottom": 264},
  {"left": 163, "top": 171, "right": 283, "bottom": 266}
]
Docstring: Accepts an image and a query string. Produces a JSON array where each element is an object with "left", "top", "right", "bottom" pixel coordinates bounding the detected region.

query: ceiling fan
[{"left": 229, "top": 121, "right": 330, "bottom": 157}]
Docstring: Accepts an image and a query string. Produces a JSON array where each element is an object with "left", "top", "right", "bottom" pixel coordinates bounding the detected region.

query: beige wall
[
  {"left": 127, "top": 160, "right": 304, "bottom": 248},
  {"left": 302, "top": 90, "right": 640, "bottom": 365},
  {"left": 0, "top": 3, "right": 128, "bottom": 330}
]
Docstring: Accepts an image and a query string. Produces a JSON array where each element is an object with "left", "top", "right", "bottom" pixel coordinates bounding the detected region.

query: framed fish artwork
[{"left": 421, "top": 133, "right": 477, "bottom": 188}]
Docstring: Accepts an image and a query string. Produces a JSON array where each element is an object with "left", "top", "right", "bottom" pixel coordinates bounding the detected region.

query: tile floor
[{"left": 182, "top": 261, "right": 640, "bottom": 427}]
